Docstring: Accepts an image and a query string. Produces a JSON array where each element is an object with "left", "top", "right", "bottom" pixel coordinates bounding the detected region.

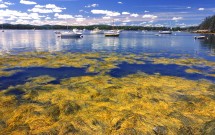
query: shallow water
[
  {"left": 0, "top": 30, "right": 215, "bottom": 134},
  {"left": 0, "top": 30, "right": 215, "bottom": 88}
]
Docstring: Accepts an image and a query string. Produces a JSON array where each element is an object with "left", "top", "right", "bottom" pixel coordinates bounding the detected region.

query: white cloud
[
  {"left": 0, "top": 4, "right": 7, "bottom": 8},
  {"left": 172, "top": 17, "right": 183, "bottom": 21},
  {"left": 45, "top": 17, "right": 51, "bottom": 20},
  {"left": 54, "top": 13, "right": 74, "bottom": 19},
  {"left": 121, "top": 23, "right": 127, "bottom": 26},
  {"left": 142, "top": 14, "right": 157, "bottom": 19},
  {"left": 85, "top": 4, "right": 99, "bottom": 8},
  {"left": 102, "top": 16, "right": 111, "bottom": 20},
  {"left": 118, "top": 2, "right": 123, "bottom": 4},
  {"left": 30, "top": 13, "right": 43, "bottom": 20},
  {"left": 122, "top": 12, "right": 130, "bottom": 15},
  {"left": 20, "top": 0, "right": 37, "bottom": 5},
  {"left": 28, "top": 8, "right": 53, "bottom": 13},
  {"left": 4, "top": 2, "right": 14, "bottom": 5},
  {"left": 0, "top": 9, "right": 45, "bottom": 22},
  {"left": 122, "top": 19, "right": 131, "bottom": 23},
  {"left": 75, "top": 15, "right": 83, "bottom": 18},
  {"left": 130, "top": 13, "right": 139, "bottom": 17},
  {"left": 144, "top": 10, "right": 149, "bottom": 13},
  {"left": 198, "top": 8, "right": 204, "bottom": 11},
  {"left": 29, "top": 4, "right": 66, "bottom": 13},
  {"left": 76, "top": 18, "right": 86, "bottom": 22},
  {"left": 187, "top": 6, "right": 191, "bottom": 9},
  {"left": 91, "top": 9, "right": 121, "bottom": 16}
]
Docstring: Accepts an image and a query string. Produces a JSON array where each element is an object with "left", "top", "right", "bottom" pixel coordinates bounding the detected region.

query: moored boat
[
  {"left": 104, "top": 30, "right": 120, "bottom": 37},
  {"left": 194, "top": 36, "right": 205, "bottom": 39},
  {"left": 90, "top": 28, "right": 104, "bottom": 34},
  {"left": 104, "top": 19, "right": 120, "bottom": 37},
  {"left": 159, "top": 31, "right": 172, "bottom": 34},
  {"left": 60, "top": 29, "right": 83, "bottom": 38}
]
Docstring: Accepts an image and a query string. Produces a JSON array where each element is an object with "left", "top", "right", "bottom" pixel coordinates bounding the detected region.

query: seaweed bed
[{"left": 0, "top": 52, "right": 215, "bottom": 135}]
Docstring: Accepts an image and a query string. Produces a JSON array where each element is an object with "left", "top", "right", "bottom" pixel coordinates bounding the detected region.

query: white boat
[
  {"left": 73, "top": 28, "right": 83, "bottom": 33},
  {"left": 104, "top": 30, "right": 120, "bottom": 37},
  {"left": 90, "top": 28, "right": 104, "bottom": 34},
  {"left": 159, "top": 31, "right": 172, "bottom": 34},
  {"left": 194, "top": 36, "right": 205, "bottom": 39},
  {"left": 117, "top": 29, "right": 122, "bottom": 33},
  {"left": 104, "top": 19, "right": 120, "bottom": 37},
  {"left": 60, "top": 29, "right": 83, "bottom": 38}
]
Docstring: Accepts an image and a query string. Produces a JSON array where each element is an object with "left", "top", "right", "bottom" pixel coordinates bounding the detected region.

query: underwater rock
[{"left": 153, "top": 126, "right": 168, "bottom": 135}]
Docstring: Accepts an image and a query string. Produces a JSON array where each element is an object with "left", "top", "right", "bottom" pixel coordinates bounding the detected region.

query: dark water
[
  {"left": 110, "top": 62, "right": 215, "bottom": 81},
  {"left": 0, "top": 67, "right": 96, "bottom": 90},
  {"left": 0, "top": 30, "right": 215, "bottom": 90}
]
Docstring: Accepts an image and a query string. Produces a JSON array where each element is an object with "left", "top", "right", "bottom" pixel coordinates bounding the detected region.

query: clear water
[
  {"left": 0, "top": 30, "right": 215, "bottom": 90},
  {"left": 0, "top": 30, "right": 215, "bottom": 60}
]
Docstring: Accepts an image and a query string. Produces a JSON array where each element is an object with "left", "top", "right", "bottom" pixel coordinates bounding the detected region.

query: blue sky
[{"left": 0, "top": 0, "right": 214, "bottom": 27}]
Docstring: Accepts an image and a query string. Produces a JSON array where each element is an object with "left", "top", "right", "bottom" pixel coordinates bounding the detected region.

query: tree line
[
  {"left": 0, "top": 23, "right": 190, "bottom": 31},
  {"left": 199, "top": 15, "right": 215, "bottom": 32}
]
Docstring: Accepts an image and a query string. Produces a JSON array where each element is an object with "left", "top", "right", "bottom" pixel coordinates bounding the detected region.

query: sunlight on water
[{"left": 0, "top": 30, "right": 215, "bottom": 134}]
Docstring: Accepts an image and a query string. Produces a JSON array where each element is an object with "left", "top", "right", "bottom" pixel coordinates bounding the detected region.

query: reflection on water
[
  {"left": 200, "top": 34, "right": 215, "bottom": 54},
  {"left": 0, "top": 30, "right": 214, "bottom": 59}
]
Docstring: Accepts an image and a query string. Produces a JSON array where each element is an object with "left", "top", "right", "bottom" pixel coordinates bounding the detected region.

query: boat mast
[
  {"left": 112, "top": 19, "right": 114, "bottom": 30},
  {"left": 2, "top": 22, "right": 4, "bottom": 32}
]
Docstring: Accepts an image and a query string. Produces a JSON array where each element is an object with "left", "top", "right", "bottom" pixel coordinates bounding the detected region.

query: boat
[
  {"left": 159, "top": 31, "right": 172, "bottom": 34},
  {"left": 104, "top": 30, "right": 120, "bottom": 37},
  {"left": 60, "top": 29, "right": 83, "bottom": 38},
  {"left": 104, "top": 20, "right": 120, "bottom": 37},
  {"left": 90, "top": 28, "right": 104, "bottom": 34},
  {"left": 73, "top": 28, "right": 83, "bottom": 33},
  {"left": 194, "top": 36, "right": 205, "bottom": 39},
  {"left": 117, "top": 29, "right": 122, "bottom": 33}
]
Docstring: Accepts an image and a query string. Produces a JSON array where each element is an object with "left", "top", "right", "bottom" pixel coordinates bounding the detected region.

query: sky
[{"left": 0, "top": 0, "right": 215, "bottom": 27}]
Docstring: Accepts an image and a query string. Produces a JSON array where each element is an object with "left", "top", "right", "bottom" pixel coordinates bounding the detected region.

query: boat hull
[
  {"left": 60, "top": 33, "right": 83, "bottom": 38},
  {"left": 104, "top": 34, "right": 120, "bottom": 37},
  {"left": 159, "top": 31, "right": 172, "bottom": 34},
  {"left": 194, "top": 36, "right": 205, "bottom": 39}
]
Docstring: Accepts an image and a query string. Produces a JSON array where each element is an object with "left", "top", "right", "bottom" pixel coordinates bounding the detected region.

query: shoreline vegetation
[
  {"left": 0, "top": 52, "right": 215, "bottom": 134},
  {"left": 0, "top": 23, "right": 193, "bottom": 31},
  {"left": 2, "top": 15, "right": 215, "bottom": 34}
]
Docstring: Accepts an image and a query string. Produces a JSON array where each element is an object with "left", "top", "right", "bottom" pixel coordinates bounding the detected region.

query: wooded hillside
[{"left": 199, "top": 15, "right": 215, "bottom": 32}]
